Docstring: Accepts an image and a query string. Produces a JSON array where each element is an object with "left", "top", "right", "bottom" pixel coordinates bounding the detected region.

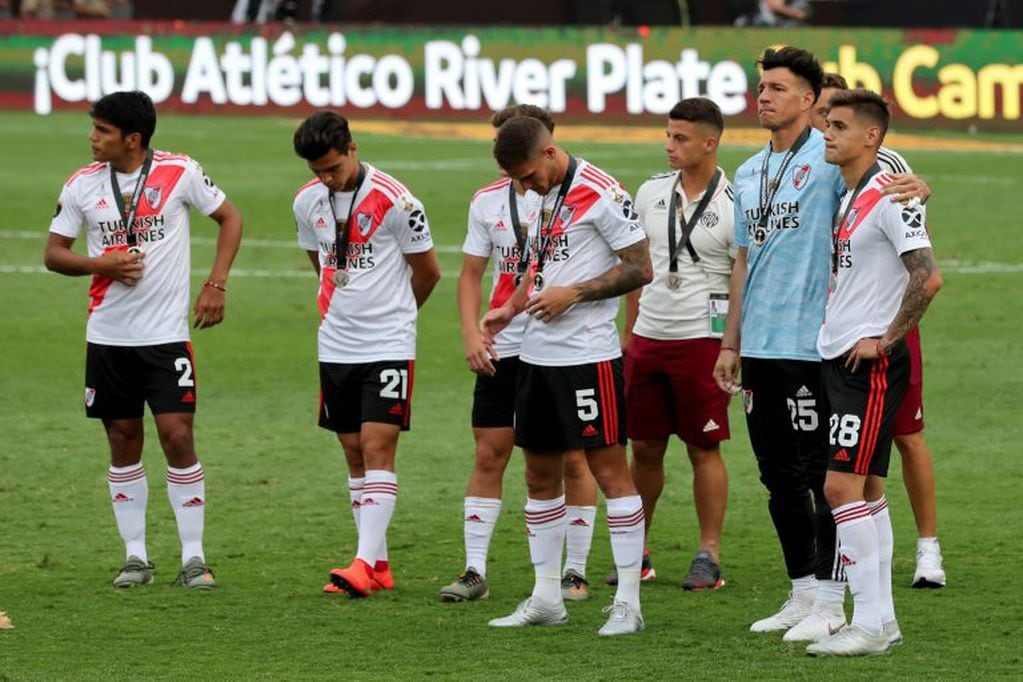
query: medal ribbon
[
  {"left": 507, "top": 181, "right": 530, "bottom": 283},
  {"left": 109, "top": 148, "right": 154, "bottom": 249},
  {"left": 668, "top": 168, "right": 722, "bottom": 276},
  {"left": 832, "top": 161, "right": 881, "bottom": 275},
  {"left": 530, "top": 155, "right": 578, "bottom": 277},
  {"left": 756, "top": 126, "right": 811, "bottom": 230},
  {"left": 326, "top": 163, "right": 367, "bottom": 274}
]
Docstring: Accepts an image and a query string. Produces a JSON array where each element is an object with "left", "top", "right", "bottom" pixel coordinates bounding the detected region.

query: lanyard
[
  {"left": 507, "top": 181, "right": 531, "bottom": 283},
  {"left": 326, "top": 163, "right": 367, "bottom": 273},
  {"left": 531, "top": 155, "right": 578, "bottom": 275},
  {"left": 668, "top": 168, "right": 721, "bottom": 273},
  {"left": 109, "top": 149, "right": 154, "bottom": 249},
  {"left": 832, "top": 161, "right": 881, "bottom": 275},
  {"left": 757, "top": 126, "right": 811, "bottom": 229}
]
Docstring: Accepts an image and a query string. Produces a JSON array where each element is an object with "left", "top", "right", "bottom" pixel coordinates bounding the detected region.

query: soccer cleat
[
  {"left": 439, "top": 567, "right": 489, "bottom": 602},
  {"left": 782, "top": 603, "right": 847, "bottom": 642},
  {"left": 174, "top": 556, "right": 216, "bottom": 590},
  {"left": 681, "top": 550, "right": 725, "bottom": 591},
  {"left": 883, "top": 619, "right": 903, "bottom": 648},
  {"left": 597, "top": 600, "right": 645, "bottom": 637},
  {"left": 749, "top": 589, "right": 815, "bottom": 632},
  {"left": 912, "top": 541, "right": 946, "bottom": 588},
  {"left": 561, "top": 569, "right": 590, "bottom": 602},
  {"left": 329, "top": 558, "right": 374, "bottom": 598},
  {"left": 488, "top": 597, "right": 568, "bottom": 628},
  {"left": 805, "top": 624, "right": 891, "bottom": 657},
  {"left": 371, "top": 560, "right": 394, "bottom": 591},
  {"left": 112, "top": 555, "right": 155, "bottom": 588},
  {"left": 605, "top": 553, "right": 656, "bottom": 586}
]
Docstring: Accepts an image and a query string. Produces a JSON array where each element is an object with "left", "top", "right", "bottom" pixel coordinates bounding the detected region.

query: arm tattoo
[
  {"left": 572, "top": 238, "right": 652, "bottom": 303},
  {"left": 885, "top": 248, "right": 936, "bottom": 348}
]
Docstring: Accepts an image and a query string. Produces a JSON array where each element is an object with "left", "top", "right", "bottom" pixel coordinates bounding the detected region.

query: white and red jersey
[
  {"left": 817, "top": 171, "right": 932, "bottom": 360},
  {"left": 49, "top": 150, "right": 226, "bottom": 346},
  {"left": 521, "top": 159, "right": 647, "bottom": 367},
  {"left": 293, "top": 164, "right": 434, "bottom": 364},
  {"left": 461, "top": 177, "right": 540, "bottom": 359}
]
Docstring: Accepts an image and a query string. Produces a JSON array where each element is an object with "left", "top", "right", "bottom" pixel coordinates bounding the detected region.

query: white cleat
[
  {"left": 806, "top": 624, "right": 891, "bottom": 657},
  {"left": 783, "top": 603, "right": 847, "bottom": 642},
  {"left": 912, "top": 541, "right": 946, "bottom": 588},
  {"left": 750, "top": 589, "right": 815, "bottom": 633},
  {"left": 883, "top": 619, "right": 903, "bottom": 648},
  {"left": 598, "top": 600, "right": 645, "bottom": 637},
  {"left": 488, "top": 598, "right": 568, "bottom": 628}
]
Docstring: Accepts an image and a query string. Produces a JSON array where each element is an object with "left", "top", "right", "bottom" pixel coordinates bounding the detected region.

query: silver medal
[
  {"left": 532, "top": 272, "right": 545, "bottom": 291},
  {"left": 127, "top": 246, "right": 144, "bottom": 255},
  {"left": 667, "top": 273, "right": 682, "bottom": 290},
  {"left": 332, "top": 270, "right": 350, "bottom": 288}
]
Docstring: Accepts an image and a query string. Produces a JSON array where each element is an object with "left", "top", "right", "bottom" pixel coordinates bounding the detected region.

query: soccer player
[
  {"left": 43, "top": 90, "right": 243, "bottom": 589},
  {"left": 807, "top": 88, "right": 942, "bottom": 656},
  {"left": 482, "top": 117, "right": 652, "bottom": 636},
  {"left": 619, "top": 97, "right": 734, "bottom": 590},
  {"left": 814, "top": 74, "right": 946, "bottom": 589},
  {"left": 712, "top": 48, "right": 931, "bottom": 640},
  {"left": 442, "top": 105, "right": 599, "bottom": 603},
  {"left": 292, "top": 111, "right": 441, "bottom": 598}
]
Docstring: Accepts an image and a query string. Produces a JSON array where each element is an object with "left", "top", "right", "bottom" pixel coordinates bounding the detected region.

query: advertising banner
[{"left": 1, "top": 22, "right": 1019, "bottom": 129}]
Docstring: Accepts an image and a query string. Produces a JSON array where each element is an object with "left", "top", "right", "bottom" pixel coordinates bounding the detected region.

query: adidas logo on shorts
[
  {"left": 581, "top": 424, "right": 599, "bottom": 437},
  {"left": 835, "top": 448, "right": 851, "bottom": 462},
  {"left": 796, "top": 385, "right": 813, "bottom": 398}
]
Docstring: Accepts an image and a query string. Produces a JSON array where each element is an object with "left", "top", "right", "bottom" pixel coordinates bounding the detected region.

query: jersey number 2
[{"left": 174, "top": 358, "right": 194, "bottom": 387}]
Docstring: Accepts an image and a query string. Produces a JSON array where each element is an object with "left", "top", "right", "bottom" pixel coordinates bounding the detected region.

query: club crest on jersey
[
  {"left": 357, "top": 212, "right": 374, "bottom": 236},
  {"left": 793, "top": 164, "right": 811, "bottom": 190},
  {"left": 558, "top": 205, "right": 576, "bottom": 227},
  {"left": 144, "top": 186, "right": 162, "bottom": 210},
  {"left": 85, "top": 387, "right": 96, "bottom": 407},
  {"left": 743, "top": 389, "right": 753, "bottom": 414},
  {"left": 700, "top": 211, "right": 719, "bottom": 228},
  {"left": 901, "top": 206, "right": 924, "bottom": 229}
]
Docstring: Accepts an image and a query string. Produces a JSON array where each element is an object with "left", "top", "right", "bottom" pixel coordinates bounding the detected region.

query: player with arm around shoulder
[{"left": 43, "top": 90, "right": 243, "bottom": 589}]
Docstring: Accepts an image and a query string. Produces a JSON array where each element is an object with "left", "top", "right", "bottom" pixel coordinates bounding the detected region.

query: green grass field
[{"left": 1, "top": 110, "right": 1021, "bottom": 679}]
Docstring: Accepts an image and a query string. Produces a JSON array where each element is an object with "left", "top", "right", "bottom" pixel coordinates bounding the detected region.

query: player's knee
[
  {"left": 524, "top": 467, "right": 560, "bottom": 497},
  {"left": 631, "top": 440, "right": 667, "bottom": 466},
  {"left": 474, "top": 443, "right": 510, "bottom": 478}
]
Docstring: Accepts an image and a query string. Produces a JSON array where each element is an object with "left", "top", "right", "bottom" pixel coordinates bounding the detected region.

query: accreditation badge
[{"left": 708, "top": 293, "right": 729, "bottom": 338}]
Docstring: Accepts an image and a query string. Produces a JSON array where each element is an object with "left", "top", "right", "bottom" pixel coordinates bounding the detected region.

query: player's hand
[
  {"left": 464, "top": 334, "right": 497, "bottom": 376},
  {"left": 883, "top": 173, "right": 932, "bottom": 205},
  {"left": 844, "top": 338, "right": 882, "bottom": 373},
  {"left": 94, "top": 249, "right": 145, "bottom": 286},
  {"left": 193, "top": 284, "right": 226, "bottom": 329},
  {"left": 525, "top": 286, "right": 579, "bottom": 323},
  {"left": 481, "top": 305, "right": 515, "bottom": 348},
  {"left": 713, "top": 348, "right": 741, "bottom": 395}
]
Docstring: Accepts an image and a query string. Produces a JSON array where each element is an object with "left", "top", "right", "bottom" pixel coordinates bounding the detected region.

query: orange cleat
[
  {"left": 371, "top": 560, "right": 394, "bottom": 591},
  {"left": 322, "top": 582, "right": 346, "bottom": 594},
  {"left": 329, "top": 559, "right": 374, "bottom": 598}
]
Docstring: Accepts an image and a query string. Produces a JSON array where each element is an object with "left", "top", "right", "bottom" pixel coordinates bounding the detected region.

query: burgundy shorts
[
  {"left": 893, "top": 327, "right": 925, "bottom": 436},
  {"left": 625, "top": 335, "right": 730, "bottom": 447}
]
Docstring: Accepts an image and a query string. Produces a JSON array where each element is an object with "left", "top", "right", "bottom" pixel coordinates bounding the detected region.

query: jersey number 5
[{"left": 576, "top": 388, "right": 598, "bottom": 422}]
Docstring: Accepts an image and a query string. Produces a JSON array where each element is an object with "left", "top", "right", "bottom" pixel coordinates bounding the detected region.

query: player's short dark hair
[
  {"left": 493, "top": 116, "right": 549, "bottom": 171},
  {"left": 758, "top": 47, "right": 824, "bottom": 100},
  {"left": 821, "top": 72, "right": 849, "bottom": 90},
  {"left": 89, "top": 91, "right": 156, "bottom": 147},
  {"left": 490, "top": 104, "right": 555, "bottom": 133},
  {"left": 828, "top": 88, "right": 891, "bottom": 141},
  {"left": 293, "top": 111, "right": 353, "bottom": 160},
  {"left": 668, "top": 97, "right": 724, "bottom": 135}
]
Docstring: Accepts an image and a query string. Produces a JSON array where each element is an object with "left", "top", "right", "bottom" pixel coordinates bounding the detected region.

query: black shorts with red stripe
[
  {"left": 319, "top": 360, "right": 414, "bottom": 434},
  {"left": 514, "top": 358, "right": 626, "bottom": 452},
  {"left": 85, "top": 342, "right": 198, "bottom": 419},
  {"left": 822, "top": 339, "right": 910, "bottom": 477}
]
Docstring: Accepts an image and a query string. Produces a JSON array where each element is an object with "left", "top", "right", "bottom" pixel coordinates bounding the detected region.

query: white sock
[
  {"left": 464, "top": 496, "right": 502, "bottom": 577},
  {"left": 918, "top": 536, "right": 939, "bottom": 548},
  {"left": 792, "top": 574, "right": 817, "bottom": 594},
  {"left": 525, "top": 496, "right": 567, "bottom": 604},
  {"left": 607, "top": 495, "right": 644, "bottom": 609},
  {"left": 833, "top": 501, "right": 882, "bottom": 635},
  {"left": 356, "top": 470, "right": 397, "bottom": 566},
  {"left": 108, "top": 463, "right": 148, "bottom": 562},
  {"left": 869, "top": 496, "right": 896, "bottom": 624},
  {"left": 814, "top": 579, "right": 846, "bottom": 608},
  {"left": 563, "top": 505, "right": 596, "bottom": 577},
  {"left": 166, "top": 462, "right": 206, "bottom": 565},
  {"left": 348, "top": 476, "right": 364, "bottom": 532}
]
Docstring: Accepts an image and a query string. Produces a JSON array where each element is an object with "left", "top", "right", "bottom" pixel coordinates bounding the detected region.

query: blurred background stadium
[{"left": 1, "top": 2, "right": 1021, "bottom": 679}]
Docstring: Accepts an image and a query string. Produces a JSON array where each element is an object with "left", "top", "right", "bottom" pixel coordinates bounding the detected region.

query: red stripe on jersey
[
  {"left": 580, "top": 167, "right": 613, "bottom": 190},
  {"left": 472, "top": 177, "right": 511, "bottom": 201},
  {"left": 553, "top": 184, "right": 603, "bottom": 237},
  {"left": 876, "top": 173, "right": 893, "bottom": 187},
  {"left": 87, "top": 244, "right": 128, "bottom": 315},
  {"left": 295, "top": 178, "right": 320, "bottom": 198},
  {"left": 403, "top": 360, "right": 415, "bottom": 428},
  {"left": 136, "top": 164, "right": 186, "bottom": 216},
  {"left": 581, "top": 164, "right": 619, "bottom": 189},
  {"left": 345, "top": 187, "right": 394, "bottom": 244},
  {"left": 318, "top": 267, "right": 338, "bottom": 321},
  {"left": 837, "top": 188, "right": 885, "bottom": 239},
  {"left": 489, "top": 272, "right": 517, "bottom": 311},
  {"left": 153, "top": 152, "right": 189, "bottom": 161},
  {"left": 372, "top": 172, "right": 408, "bottom": 198},
  {"left": 65, "top": 162, "right": 105, "bottom": 187}
]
